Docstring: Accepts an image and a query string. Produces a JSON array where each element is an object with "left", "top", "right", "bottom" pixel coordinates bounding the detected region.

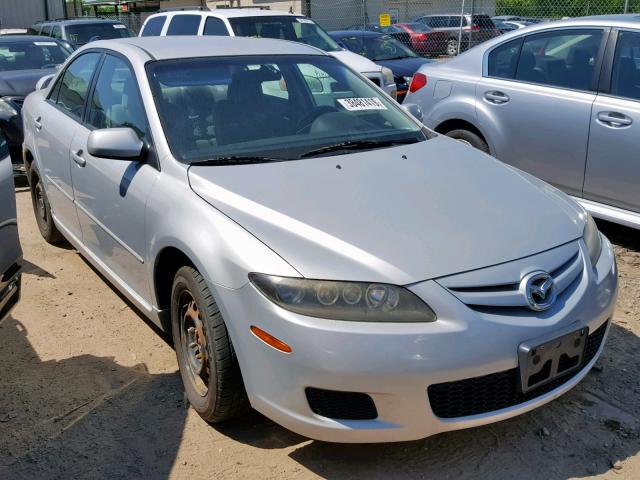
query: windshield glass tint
[
  {"left": 0, "top": 41, "right": 70, "bottom": 71},
  {"left": 66, "top": 23, "right": 132, "bottom": 44},
  {"left": 339, "top": 34, "right": 417, "bottom": 60},
  {"left": 229, "top": 16, "right": 342, "bottom": 52},
  {"left": 147, "top": 55, "right": 424, "bottom": 163}
]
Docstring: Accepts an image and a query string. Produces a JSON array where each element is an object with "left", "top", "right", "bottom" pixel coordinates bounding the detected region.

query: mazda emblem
[{"left": 520, "top": 271, "right": 557, "bottom": 312}]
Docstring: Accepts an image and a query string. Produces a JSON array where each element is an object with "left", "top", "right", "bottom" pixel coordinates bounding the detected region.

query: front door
[
  {"left": 70, "top": 53, "right": 159, "bottom": 303},
  {"left": 34, "top": 52, "right": 101, "bottom": 240},
  {"left": 584, "top": 30, "right": 640, "bottom": 213},
  {"left": 478, "top": 28, "right": 606, "bottom": 196}
]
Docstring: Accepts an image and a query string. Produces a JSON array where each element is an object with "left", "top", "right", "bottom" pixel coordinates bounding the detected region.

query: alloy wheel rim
[{"left": 179, "top": 291, "right": 210, "bottom": 397}]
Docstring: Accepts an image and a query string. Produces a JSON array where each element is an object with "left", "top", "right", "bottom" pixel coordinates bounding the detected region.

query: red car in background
[{"left": 383, "top": 22, "right": 448, "bottom": 56}]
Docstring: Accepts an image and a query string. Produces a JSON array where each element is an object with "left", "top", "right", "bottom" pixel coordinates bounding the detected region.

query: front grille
[
  {"left": 306, "top": 387, "right": 378, "bottom": 420},
  {"left": 428, "top": 321, "right": 608, "bottom": 419}
]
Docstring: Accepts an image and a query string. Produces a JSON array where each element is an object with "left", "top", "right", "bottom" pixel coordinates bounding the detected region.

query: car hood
[
  {"left": 375, "top": 57, "right": 434, "bottom": 77},
  {"left": 329, "top": 49, "right": 381, "bottom": 74},
  {"left": 188, "top": 136, "right": 585, "bottom": 284},
  {"left": 0, "top": 68, "right": 57, "bottom": 97}
]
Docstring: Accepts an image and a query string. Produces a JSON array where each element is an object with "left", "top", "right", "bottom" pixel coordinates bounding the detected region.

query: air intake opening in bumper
[{"left": 306, "top": 387, "right": 378, "bottom": 420}]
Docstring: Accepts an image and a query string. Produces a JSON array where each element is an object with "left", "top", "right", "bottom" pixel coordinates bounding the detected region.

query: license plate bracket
[{"left": 518, "top": 324, "right": 588, "bottom": 393}]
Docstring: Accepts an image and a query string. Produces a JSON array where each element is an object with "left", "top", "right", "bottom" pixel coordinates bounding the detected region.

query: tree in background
[{"left": 496, "top": 0, "right": 640, "bottom": 18}]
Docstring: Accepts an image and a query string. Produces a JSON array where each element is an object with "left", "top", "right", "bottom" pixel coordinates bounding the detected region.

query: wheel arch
[{"left": 434, "top": 118, "right": 493, "bottom": 155}]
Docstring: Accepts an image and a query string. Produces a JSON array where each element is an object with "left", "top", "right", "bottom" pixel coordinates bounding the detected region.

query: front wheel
[{"left": 171, "top": 266, "right": 249, "bottom": 423}]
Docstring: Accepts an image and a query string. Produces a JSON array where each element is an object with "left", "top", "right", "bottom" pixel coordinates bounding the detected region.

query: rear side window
[
  {"left": 51, "top": 26, "right": 62, "bottom": 39},
  {"left": 141, "top": 16, "right": 166, "bottom": 37},
  {"left": 610, "top": 30, "right": 640, "bottom": 101},
  {"left": 449, "top": 17, "right": 465, "bottom": 28},
  {"left": 166, "top": 15, "right": 201, "bottom": 36},
  {"left": 42, "top": 25, "right": 52, "bottom": 36},
  {"left": 203, "top": 17, "right": 228, "bottom": 36},
  {"left": 515, "top": 29, "right": 603, "bottom": 91},
  {"left": 488, "top": 38, "right": 523, "bottom": 79},
  {"left": 52, "top": 52, "right": 101, "bottom": 119},
  {"left": 472, "top": 16, "right": 495, "bottom": 29}
]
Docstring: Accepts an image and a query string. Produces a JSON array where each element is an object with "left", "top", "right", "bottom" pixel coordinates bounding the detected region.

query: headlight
[
  {"left": 381, "top": 67, "right": 394, "bottom": 85},
  {"left": 249, "top": 273, "right": 437, "bottom": 323},
  {"left": 583, "top": 214, "right": 602, "bottom": 266},
  {"left": 0, "top": 98, "right": 18, "bottom": 116}
]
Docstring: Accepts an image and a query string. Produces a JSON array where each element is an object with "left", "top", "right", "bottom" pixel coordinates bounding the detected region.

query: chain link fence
[
  {"left": 96, "top": 13, "right": 148, "bottom": 35},
  {"left": 304, "top": 0, "right": 640, "bottom": 56}
]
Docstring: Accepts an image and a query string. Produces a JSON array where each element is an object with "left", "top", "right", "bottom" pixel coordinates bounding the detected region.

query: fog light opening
[{"left": 250, "top": 326, "right": 292, "bottom": 354}]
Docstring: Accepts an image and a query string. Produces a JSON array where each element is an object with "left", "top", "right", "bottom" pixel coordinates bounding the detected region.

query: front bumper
[{"left": 215, "top": 237, "right": 617, "bottom": 442}]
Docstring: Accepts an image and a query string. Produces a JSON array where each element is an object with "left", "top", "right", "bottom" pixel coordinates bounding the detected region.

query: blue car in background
[{"left": 329, "top": 30, "right": 434, "bottom": 102}]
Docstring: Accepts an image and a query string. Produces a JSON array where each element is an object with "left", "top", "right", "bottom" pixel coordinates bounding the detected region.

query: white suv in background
[{"left": 139, "top": 8, "right": 397, "bottom": 99}]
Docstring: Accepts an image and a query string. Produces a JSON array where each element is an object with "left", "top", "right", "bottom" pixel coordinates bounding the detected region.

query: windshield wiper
[
  {"left": 189, "top": 155, "right": 287, "bottom": 166},
  {"left": 298, "top": 138, "right": 420, "bottom": 159}
]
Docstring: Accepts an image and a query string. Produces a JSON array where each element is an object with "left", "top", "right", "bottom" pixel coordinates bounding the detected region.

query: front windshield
[
  {"left": 66, "top": 23, "right": 132, "bottom": 45},
  {"left": 338, "top": 34, "right": 417, "bottom": 61},
  {"left": 147, "top": 55, "right": 425, "bottom": 163},
  {"left": 0, "top": 41, "right": 71, "bottom": 71},
  {"left": 229, "top": 16, "right": 342, "bottom": 52}
]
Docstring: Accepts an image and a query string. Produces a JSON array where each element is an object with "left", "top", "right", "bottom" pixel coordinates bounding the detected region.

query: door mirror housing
[
  {"left": 87, "top": 128, "right": 144, "bottom": 160},
  {"left": 401, "top": 102, "right": 424, "bottom": 123}
]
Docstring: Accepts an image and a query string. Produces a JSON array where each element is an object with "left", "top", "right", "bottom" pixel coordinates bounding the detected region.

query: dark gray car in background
[
  {"left": 413, "top": 13, "right": 499, "bottom": 55},
  {"left": 0, "top": 132, "right": 22, "bottom": 319}
]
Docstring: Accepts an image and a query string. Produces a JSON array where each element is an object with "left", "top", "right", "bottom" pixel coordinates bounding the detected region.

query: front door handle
[
  {"left": 72, "top": 149, "right": 86, "bottom": 167},
  {"left": 597, "top": 111, "right": 632, "bottom": 128},
  {"left": 34, "top": 116, "right": 42, "bottom": 130},
  {"left": 484, "top": 91, "right": 510, "bottom": 104}
]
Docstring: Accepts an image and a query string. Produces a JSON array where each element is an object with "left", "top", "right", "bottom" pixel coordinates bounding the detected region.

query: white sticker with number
[
  {"left": 337, "top": 97, "right": 387, "bottom": 111},
  {"left": 113, "top": 24, "right": 126, "bottom": 29},
  {"left": 297, "top": 18, "right": 315, "bottom": 24},
  {"left": 34, "top": 41, "right": 57, "bottom": 46}
]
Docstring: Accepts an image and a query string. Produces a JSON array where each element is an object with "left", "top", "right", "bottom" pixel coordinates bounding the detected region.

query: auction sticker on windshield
[
  {"left": 338, "top": 97, "right": 387, "bottom": 111},
  {"left": 34, "top": 42, "right": 58, "bottom": 46},
  {"left": 113, "top": 24, "right": 127, "bottom": 29}
]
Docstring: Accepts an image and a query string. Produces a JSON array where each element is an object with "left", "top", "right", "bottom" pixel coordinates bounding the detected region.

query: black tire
[
  {"left": 171, "top": 266, "right": 249, "bottom": 423},
  {"left": 445, "top": 129, "right": 490, "bottom": 154},
  {"left": 446, "top": 38, "right": 459, "bottom": 56},
  {"left": 29, "top": 166, "right": 63, "bottom": 244}
]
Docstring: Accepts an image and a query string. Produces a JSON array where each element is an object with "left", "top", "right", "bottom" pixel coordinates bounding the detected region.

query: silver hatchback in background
[{"left": 406, "top": 14, "right": 640, "bottom": 229}]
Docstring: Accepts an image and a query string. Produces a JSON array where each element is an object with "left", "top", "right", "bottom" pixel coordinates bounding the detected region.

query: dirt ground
[{"left": 1, "top": 189, "right": 639, "bottom": 480}]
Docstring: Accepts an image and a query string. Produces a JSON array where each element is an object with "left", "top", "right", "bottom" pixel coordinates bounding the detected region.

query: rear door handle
[
  {"left": 597, "top": 111, "right": 632, "bottom": 128},
  {"left": 484, "top": 91, "right": 510, "bottom": 104},
  {"left": 34, "top": 116, "right": 42, "bottom": 130},
  {"left": 72, "top": 149, "right": 86, "bottom": 167}
]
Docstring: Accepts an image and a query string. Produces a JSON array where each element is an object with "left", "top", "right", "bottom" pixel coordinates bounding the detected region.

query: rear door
[
  {"left": 33, "top": 51, "right": 101, "bottom": 240},
  {"left": 477, "top": 28, "right": 607, "bottom": 196},
  {"left": 583, "top": 29, "right": 640, "bottom": 213}
]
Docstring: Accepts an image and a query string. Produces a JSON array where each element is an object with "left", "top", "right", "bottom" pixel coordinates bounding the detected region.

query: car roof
[
  {"left": 0, "top": 35, "right": 58, "bottom": 43},
  {"left": 42, "top": 18, "right": 124, "bottom": 25},
  {"left": 152, "top": 8, "right": 299, "bottom": 19},
  {"left": 495, "top": 14, "right": 640, "bottom": 34},
  {"left": 87, "top": 36, "right": 327, "bottom": 60},
  {"left": 329, "top": 30, "right": 383, "bottom": 37}
]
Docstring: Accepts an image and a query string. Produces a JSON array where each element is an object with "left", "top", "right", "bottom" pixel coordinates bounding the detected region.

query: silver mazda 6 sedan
[{"left": 22, "top": 36, "right": 617, "bottom": 443}]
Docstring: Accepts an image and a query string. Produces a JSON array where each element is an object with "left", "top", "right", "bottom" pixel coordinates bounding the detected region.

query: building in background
[{"left": 0, "top": 0, "right": 65, "bottom": 29}]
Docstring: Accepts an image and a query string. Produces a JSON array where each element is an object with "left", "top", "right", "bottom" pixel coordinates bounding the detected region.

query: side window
[
  {"left": 515, "top": 29, "right": 603, "bottom": 91},
  {"left": 42, "top": 25, "right": 53, "bottom": 36},
  {"left": 203, "top": 17, "right": 229, "bottom": 36},
  {"left": 51, "top": 26, "right": 62, "bottom": 39},
  {"left": 166, "top": 15, "right": 201, "bottom": 36},
  {"left": 53, "top": 52, "right": 101, "bottom": 119},
  {"left": 488, "top": 38, "right": 523, "bottom": 79},
  {"left": 610, "top": 31, "right": 640, "bottom": 101},
  {"left": 87, "top": 55, "right": 147, "bottom": 138},
  {"left": 140, "top": 16, "right": 166, "bottom": 37}
]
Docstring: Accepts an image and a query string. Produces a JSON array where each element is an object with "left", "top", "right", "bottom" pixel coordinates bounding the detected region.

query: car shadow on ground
[{"left": 0, "top": 315, "right": 187, "bottom": 479}]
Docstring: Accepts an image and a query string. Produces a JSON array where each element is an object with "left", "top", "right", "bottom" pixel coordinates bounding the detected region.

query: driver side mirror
[
  {"left": 87, "top": 128, "right": 144, "bottom": 160},
  {"left": 401, "top": 103, "right": 424, "bottom": 123},
  {"left": 36, "top": 74, "right": 55, "bottom": 90}
]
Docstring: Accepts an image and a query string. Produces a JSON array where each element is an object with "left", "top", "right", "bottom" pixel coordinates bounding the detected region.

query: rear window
[
  {"left": 166, "top": 15, "right": 201, "bottom": 36},
  {"left": 141, "top": 16, "right": 166, "bottom": 37},
  {"left": 66, "top": 23, "right": 132, "bottom": 45},
  {"left": 472, "top": 15, "right": 496, "bottom": 29}
]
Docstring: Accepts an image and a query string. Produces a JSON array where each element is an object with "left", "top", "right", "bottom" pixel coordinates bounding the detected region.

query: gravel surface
[{"left": 1, "top": 190, "right": 639, "bottom": 480}]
